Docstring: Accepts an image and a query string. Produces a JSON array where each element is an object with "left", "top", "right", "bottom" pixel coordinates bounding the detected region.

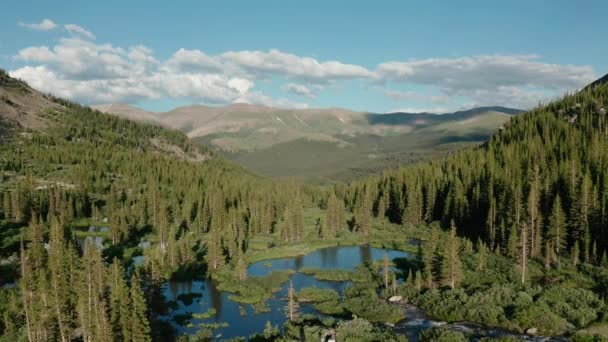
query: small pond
[{"left": 162, "top": 245, "right": 410, "bottom": 339}]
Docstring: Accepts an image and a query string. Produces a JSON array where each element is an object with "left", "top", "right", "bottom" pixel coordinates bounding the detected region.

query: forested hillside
[
  {"left": 95, "top": 103, "right": 519, "bottom": 181},
  {"left": 348, "top": 78, "right": 608, "bottom": 268},
  {"left": 0, "top": 70, "right": 316, "bottom": 341},
  {"left": 2, "top": 68, "right": 608, "bottom": 341}
]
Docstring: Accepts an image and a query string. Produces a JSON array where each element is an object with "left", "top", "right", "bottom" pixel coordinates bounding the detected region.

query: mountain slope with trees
[
  {"left": 95, "top": 103, "right": 521, "bottom": 181},
  {"left": 348, "top": 74, "right": 608, "bottom": 267},
  {"left": 0, "top": 70, "right": 313, "bottom": 340},
  {"left": 2, "top": 68, "right": 608, "bottom": 340}
]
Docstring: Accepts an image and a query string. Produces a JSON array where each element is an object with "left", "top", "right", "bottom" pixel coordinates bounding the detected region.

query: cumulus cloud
[
  {"left": 283, "top": 83, "right": 317, "bottom": 98},
  {"left": 221, "top": 49, "right": 374, "bottom": 82},
  {"left": 16, "top": 38, "right": 133, "bottom": 80},
  {"left": 391, "top": 106, "right": 455, "bottom": 114},
  {"left": 164, "top": 48, "right": 223, "bottom": 73},
  {"left": 10, "top": 28, "right": 369, "bottom": 108},
  {"left": 11, "top": 22, "right": 597, "bottom": 111},
  {"left": 235, "top": 91, "right": 308, "bottom": 109},
  {"left": 18, "top": 19, "right": 57, "bottom": 31},
  {"left": 10, "top": 65, "right": 158, "bottom": 104},
  {"left": 11, "top": 35, "right": 256, "bottom": 105},
  {"left": 377, "top": 55, "right": 596, "bottom": 108},
  {"left": 64, "top": 24, "right": 96, "bottom": 40}
]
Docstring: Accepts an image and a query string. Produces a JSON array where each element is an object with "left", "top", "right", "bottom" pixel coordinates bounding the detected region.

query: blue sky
[{"left": 1, "top": 0, "right": 606, "bottom": 113}]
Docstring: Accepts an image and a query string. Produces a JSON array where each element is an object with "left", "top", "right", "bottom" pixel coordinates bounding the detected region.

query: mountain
[
  {"left": 0, "top": 70, "right": 210, "bottom": 162},
  {"left": 0, "top": 70, "right": 59, "bottom": 134},
  {"left": 92, "top": 103, "right": 160, "bottom": 123},
  {"left": 584, "top": 72, "right": 608, "bottom": 90},
  {"left": 94, "top": 102, "right": 521, "bottom": 181}
]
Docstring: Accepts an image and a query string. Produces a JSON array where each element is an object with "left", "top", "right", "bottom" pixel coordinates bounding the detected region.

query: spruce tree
[
  {"left": 441, "top": 221, "right": 462, "bottom": 289},
  {"left": 130, "top": 273, "right": 151, "bottom": 342}
]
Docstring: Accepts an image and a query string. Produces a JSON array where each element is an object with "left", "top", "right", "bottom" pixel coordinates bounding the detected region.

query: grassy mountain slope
[{"left": 95, "top": 103, "right": 520, "bottom": 181}]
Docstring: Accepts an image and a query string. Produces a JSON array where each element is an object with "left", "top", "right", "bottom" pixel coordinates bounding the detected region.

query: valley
[
  {"left": 94, "top": 104, "right": 519, "bottom": 181},
  {"left": 2, "top": 68, "right": 608, "bottom": 341},
  {"left": 1, "top": 3, "right": 608, "bottom": 341}
]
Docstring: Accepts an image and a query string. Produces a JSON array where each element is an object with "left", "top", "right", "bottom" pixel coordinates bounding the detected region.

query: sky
[{"left": 1, "top": 0, "right": 607, "bottom": 113}]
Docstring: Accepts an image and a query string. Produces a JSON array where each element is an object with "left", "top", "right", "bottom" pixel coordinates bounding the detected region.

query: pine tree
[
  {"left": 476, "top": 238, "right": 487, "bottom": 271},
  {"left": 383, "top": 253, "right": 390, "bottom": 289},
  {"left": 519, "top": 222, "right": 528, "bottom": 285},
  {"left": 234, "top": 253, "right": 247, "bottom": 281},
  {"left": 572, "top": 241, "right": 580, "bottom": 267},
  {"left": 354, "top": 188, "right": 372, "bottom": 240},
  {"left": 547, "top": 195, "right": 566, "bottom": 268},
  {"left": 108, "top": 259, "right": 131, "bottom": 341},
  {"left": 130, "top": 273, "right": 151, "bottom": 342},
  {"left": 441, "top": 221, "right": 462, "bottom": 289},
  {"left": 48, "top": 218, "right": 74, "bottom": 342},
  {"left": 414, "top": 270, "right": 422, "bottom": 291}
]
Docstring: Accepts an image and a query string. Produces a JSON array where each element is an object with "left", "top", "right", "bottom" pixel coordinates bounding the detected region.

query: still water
[{"left": 162, "top": 245, "right": 410, "bottom": 339}]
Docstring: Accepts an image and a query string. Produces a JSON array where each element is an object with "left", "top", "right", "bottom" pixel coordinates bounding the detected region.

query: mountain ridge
[{"left": 92, "top": 101, "right": 521, "bottom": 181}]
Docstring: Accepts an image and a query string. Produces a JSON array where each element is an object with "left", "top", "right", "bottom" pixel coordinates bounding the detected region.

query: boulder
[
  {"left": 388, "top": 295, "right": 403, "bottom": 303},
  {"left": 526, "top": 327, "right": 538, "bottom": 336}
]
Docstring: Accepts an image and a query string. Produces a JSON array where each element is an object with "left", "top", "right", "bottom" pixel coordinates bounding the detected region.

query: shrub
[
  {"left": 297, "top": 286, "right": 339, "bottom": 303},
  {"left": 419, "top": 327, "right": 467, "bottom": 342}
]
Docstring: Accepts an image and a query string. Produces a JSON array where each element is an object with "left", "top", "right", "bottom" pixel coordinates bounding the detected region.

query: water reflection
[
  {"left": 162, "top": 245, "right": 411, "bottom": 339},
  {"left": 319, "top": 245, "right": 338, "bottom": 267},
  {"left": 359, "top": 244, "right": 371, "bottom": 264},
  {"left": 208, "top": 280, "right": 222, "bottom": 322},
  {"left": 77, "top": 236, "right": 104, "bottom": 251}
]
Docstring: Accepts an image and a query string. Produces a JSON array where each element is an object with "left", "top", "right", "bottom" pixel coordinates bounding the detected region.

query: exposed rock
[
  {"left": 388, "top": 295, "right": 403, "bottom": 303},
  {"left": 526, "top": 327, "right": 538, "bottom": 335}
]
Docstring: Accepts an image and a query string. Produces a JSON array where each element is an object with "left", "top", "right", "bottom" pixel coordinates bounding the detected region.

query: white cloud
[
  {"left": 377, "top": 55, "right": 596, "bottom": 109},
  {"left": 10, "top": 28, "right": 359, "bottom": 107},
  {"left": 18, "top": 19, "right": 57, "bottom": 31},
  {"left": 64, "top": 24, "right": 96, "bottom": 40},
  {"left": 12, "top": 35, "right": 262, "bottom": 105},
  {"left": 16, "top": 38, "right": 132, "bottom": 80},
  {"left": 222, "top": 49, "right": 374, "bottom": 82},
  {"left": 377, "top": 55, "right": 595, "bottom": 90},
  {"left": 390, "top": 106, "right": 455, "bottom": 114},
  {"left": 10, "top": 65, "right": 157, "bottom": 104},
  {"left": 164, "top": 48, "right": 223, "bottom": 73},
  {"left": 235, "top": 91, "right": 309, "bottom": 109},
  {"left": 10, "top": 23, "right": 597, "bottom": 111},
  {"left": 283, "top": 83, "right": 317, "bottom": 98}
]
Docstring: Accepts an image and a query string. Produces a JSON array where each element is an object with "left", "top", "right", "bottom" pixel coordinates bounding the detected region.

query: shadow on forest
[
  {"left": 393, "top": 257, "right": 422, "bottom": 280},
  {"left": 0, "top": 220, "right": 24, "bottom": 259}
]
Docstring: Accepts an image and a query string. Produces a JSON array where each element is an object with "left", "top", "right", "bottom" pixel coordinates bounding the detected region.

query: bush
[
  {"left": 342, "top": 295, "right": 404, "bottom": 323},
  {"left": 538, "top": 287, "right": 603, "bottom": 328},
  {"left": 512, "top": 304, "right": 570, "bottom": 336},
  {"left": 415, "top": 288, "right": 469, "bottom": 322},
  {"left": 314, "top": 300, "right": 344, "bottom": 315},
  {"left": 419, "top": 327, "right": 467, "bottom": 342},
  {"left": 299, "top": 268, "right": 352, "bottom": 281},
  {"left": 296, "top": 286, "right": 340, "bottom": 303},
  {"left": 336, "top": 317, "right": 375, "bottom": 341}
]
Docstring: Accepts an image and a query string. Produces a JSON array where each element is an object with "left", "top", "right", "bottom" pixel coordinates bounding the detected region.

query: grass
[
  {"left": 300, "top": 268, "right": 352, "bottom": 282},
  {"left": 199, "top": 109, "right": 513, "bottom": 183},
  {"left": 192, "top": 308, "right": 217, "bottom": 320},
  {"left": 575, "top": 322, "right": 608, "bottom": 338},
  {"left": 215, "top": 269, "right": 294, "bottom": 305},
  {"left": 245, "top": 208, "right": 419, "bottom": 265},
  {"left": 297, "top": 287, "right": 340, "bottom": 303}
]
